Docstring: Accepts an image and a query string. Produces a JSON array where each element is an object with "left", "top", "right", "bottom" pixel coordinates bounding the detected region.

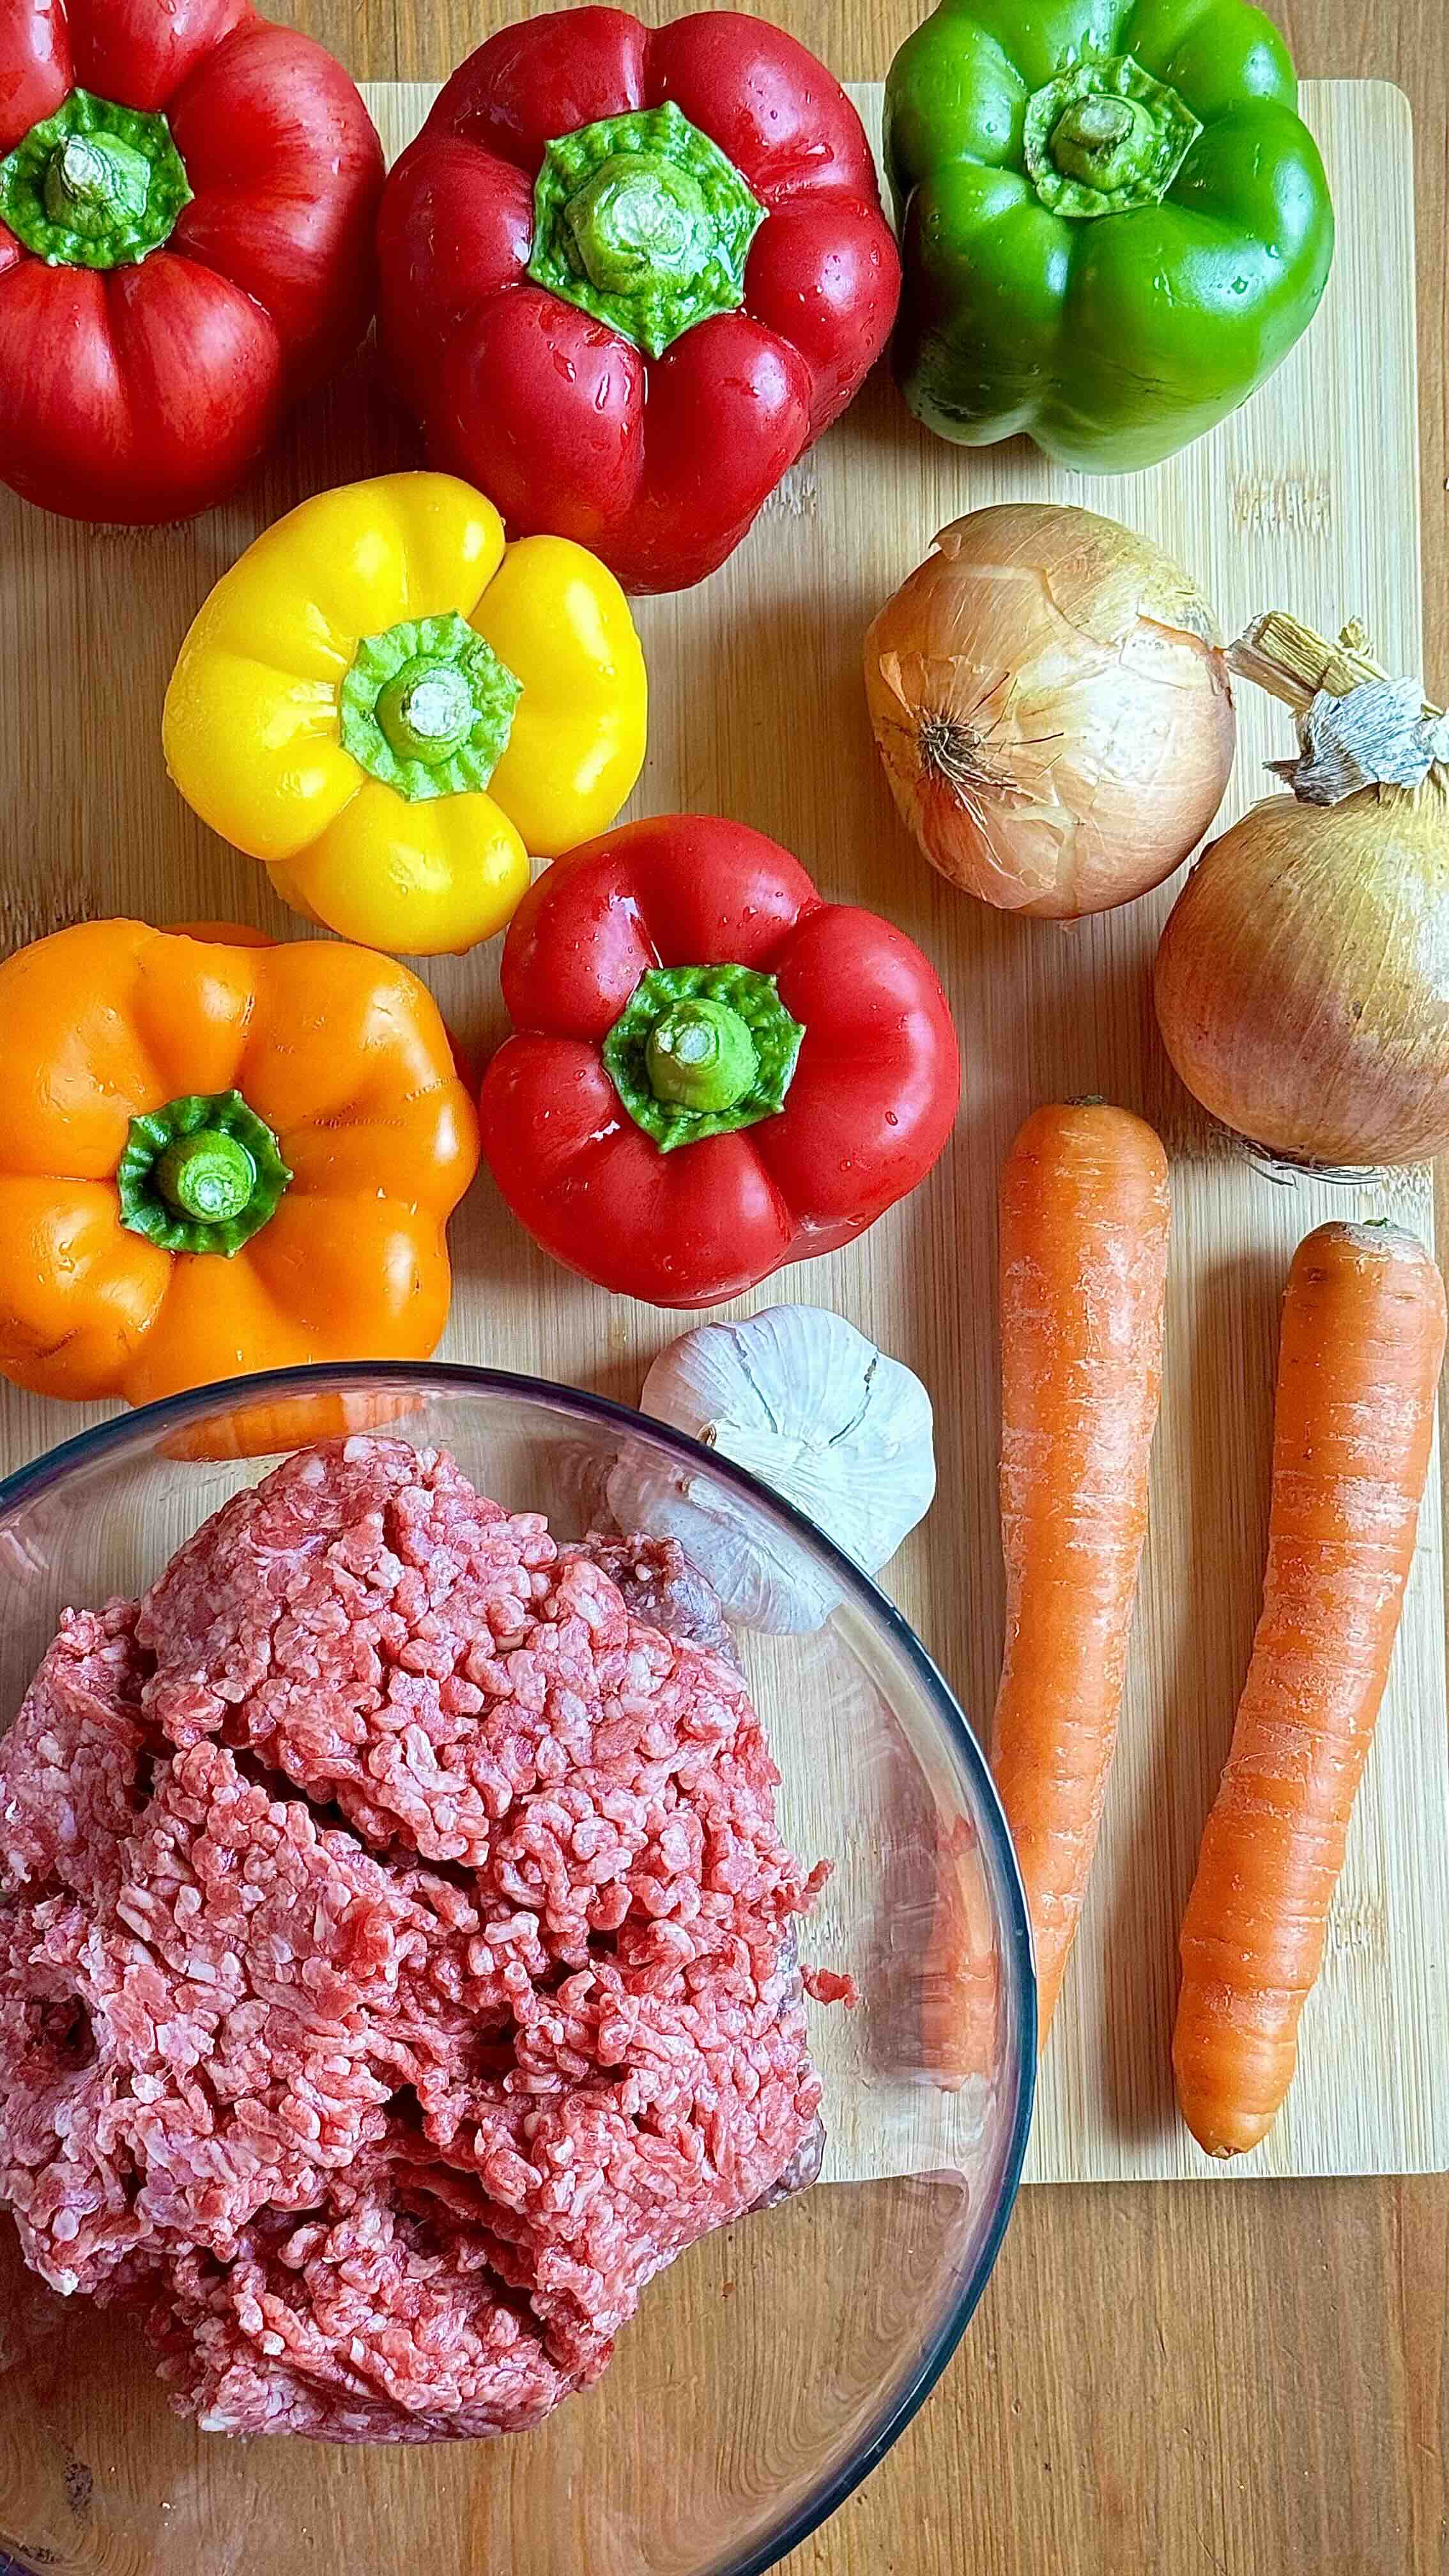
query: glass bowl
[{"left": 0, "top": 1364, "right": 1034, "bottom": 2576}]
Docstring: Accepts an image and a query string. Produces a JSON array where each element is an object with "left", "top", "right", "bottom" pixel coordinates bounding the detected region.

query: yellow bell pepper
[{"left": 162, "top": 472, "right": 648, "bottom": 956}]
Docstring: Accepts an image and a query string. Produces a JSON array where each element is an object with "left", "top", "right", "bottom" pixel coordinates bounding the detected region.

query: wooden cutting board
[{"left": 0, "top": 78, "right": 1441, "bottom": 2193}]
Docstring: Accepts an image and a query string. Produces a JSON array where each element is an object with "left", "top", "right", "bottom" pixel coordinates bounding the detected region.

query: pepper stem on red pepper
[
  {"left": 0, "top": 90, "right": 192, "bottom": 269},
  {"left": 603, "top": 964, "right": 804, "bottom": 1152},
  {"left": 118, "top": 1091, "right": 292, "bottom": 1257},
  {"left": 645, "top": 997, "right": 760, "bottom": 1115},
  {"left": 1023, "top": 57, "right": 1202, "bottom": 220},
  {"left": 45, "top": 131, "right": 151, "bottom": 239},
  {"left": 528, "top": 101, "right": 765, "bottom": 358},
  {"left": 569, "top": 154, "right": 710, "bottom": 297}
]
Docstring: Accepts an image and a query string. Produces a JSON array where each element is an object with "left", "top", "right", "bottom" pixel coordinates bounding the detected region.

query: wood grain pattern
[
  {"left": 1, "top": 2, "right": 1447, "bottom": 2571},
  {"left": 0, "top": 78, "right": 1436, "bottom": 2193},
  {"left": 347, "top": 73, "right": 1449, "bottom": 2196},
  {"left": 461, "top": 70, "right": 1446, "bottom": 2193}
]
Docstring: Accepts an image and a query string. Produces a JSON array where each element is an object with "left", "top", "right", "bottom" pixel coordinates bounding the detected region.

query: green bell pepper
[{"left": 885, "top": 0, "right": 1335, "bottom": 473}]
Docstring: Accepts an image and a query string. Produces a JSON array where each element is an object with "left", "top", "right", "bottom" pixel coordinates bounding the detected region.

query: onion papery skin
[
  {"left": 1154, "top": 785, "right": 1449, "bottom": 1167},
  {"left": 864, "top": 503, "right": 1237, "bottom": 919}
]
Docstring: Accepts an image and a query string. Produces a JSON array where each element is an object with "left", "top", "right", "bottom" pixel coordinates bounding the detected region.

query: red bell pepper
[
  {"left": 480, "top": 815, "right": 960, "bottom": 1307},
  {"left": 0, "top": 0, "right": 383, "bottom": 524},
  {"left": 376, "top": 7, "right": 901, "bottom": 594}
]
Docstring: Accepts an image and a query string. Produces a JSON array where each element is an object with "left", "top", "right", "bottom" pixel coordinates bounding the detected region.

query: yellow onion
[
  {"left": 864, "top": 502, "right": 1237, "bottom": 919},
  {"left": 1156, "top": 614, "right": 1449, "bottom": 1169}
]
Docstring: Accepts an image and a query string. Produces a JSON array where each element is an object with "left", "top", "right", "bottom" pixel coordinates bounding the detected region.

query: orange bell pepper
[{"left": 0, "top": 921, "right": 479, "bottom": 1408}]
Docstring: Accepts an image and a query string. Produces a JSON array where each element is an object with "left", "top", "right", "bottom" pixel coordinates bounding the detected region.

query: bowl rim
[{"left": 0, "top": 1359, "right": 1036, "bottom": 2576}]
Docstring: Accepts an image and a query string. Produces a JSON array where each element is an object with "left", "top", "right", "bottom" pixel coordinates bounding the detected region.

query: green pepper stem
[
  {"left": 0, "top": 89, "right": 191, "bottom": 269},
  {"left": 567, "top": 151, "right": 711, "bottom": 296},
  {"left": 528, "top": 101, "right": 764, "bottom": 359},
  {"left": 1049, "top": 96, "right": 1155, "bottom": 191},
  {"left": 341, "top": 613, "right": 522, "bottom": 804},
  {"left": 645, "top": 997, "right": 759, "bottom": 1114},
  {"left": 118, "top": 1091, "right": 291, "bottom": 1259},
  {"left": 1063, "top": 100, "right": 1133, "bottom": 152},
  {"left": 1023, "top": 56, "right": 1202, "bottom": 220},
  {"left": 602, "top": 962, "right": 805, "bottom": 1153},
  {"left": 43, "top": 129, "right": 151, "bottom": 239}
]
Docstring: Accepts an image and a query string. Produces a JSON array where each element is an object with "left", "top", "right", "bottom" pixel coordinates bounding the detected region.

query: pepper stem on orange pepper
[{"left": 118, "top": 1090, "right": 292, "bottom": 1258}]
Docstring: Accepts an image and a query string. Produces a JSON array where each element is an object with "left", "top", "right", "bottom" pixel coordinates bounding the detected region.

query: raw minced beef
[
  {"left": 0, "top": 1439, "right": 839, "bottom": 2444},
  {"left": 561, "top": 1531, "right": 740, "bottom": 1667}
]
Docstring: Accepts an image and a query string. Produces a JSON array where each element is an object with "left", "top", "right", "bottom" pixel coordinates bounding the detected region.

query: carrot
[
  {"left": 988, "top": 1101, "right": 1170, "bottom": 2046},
  {"left": 1174, "top": 1220, "right": 1446, "bottom": 2159}
]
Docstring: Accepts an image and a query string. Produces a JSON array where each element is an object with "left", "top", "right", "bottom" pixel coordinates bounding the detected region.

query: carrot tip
[{"left": 1177, "top": 2090, "right": 1276, "bottom": 2159}]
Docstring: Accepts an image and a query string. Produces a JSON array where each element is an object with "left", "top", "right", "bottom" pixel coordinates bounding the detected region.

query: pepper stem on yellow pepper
[
  {"left": 376, "top": 662, "right": 478, "bottom": 765},
  {"left": 340, "top": 610, "right": 523, "bottom": 803}
]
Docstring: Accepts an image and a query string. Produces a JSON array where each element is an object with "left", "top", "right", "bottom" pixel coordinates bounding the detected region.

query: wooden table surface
[
  {"left": 288, "top": 4, "right": 1445, "bottom": 2573},
  {"left": 68, "top": 4, "right": 1449, "bottom": 2572}
]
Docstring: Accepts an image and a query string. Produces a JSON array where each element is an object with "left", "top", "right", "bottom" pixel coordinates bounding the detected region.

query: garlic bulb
[{"left": 606, "top": 1305, "right": 936, "bottom": 1634}]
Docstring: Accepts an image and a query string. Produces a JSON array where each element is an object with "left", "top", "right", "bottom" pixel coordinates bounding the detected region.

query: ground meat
[
  {"left": 751, "top": 2115, "right": 827, "bottom": 2211},
  {"left": 0, "top": 1602, "right": 148, "bottom": 1908},
  {"left": 0, "top": 1439, "right": 838, "bottom": 2444},
  {"left": 565, "top": 1533, "right": 740, "bottom": 1668},
  {"left": 746, "top": 1925, "right": 826, "bottom": 2211},
  {"left": 571, "top": 1538, "right": 837, "bottom": 2214}
]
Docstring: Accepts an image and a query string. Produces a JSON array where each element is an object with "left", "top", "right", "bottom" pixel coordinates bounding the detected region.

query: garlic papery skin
[{"left": 606, "top": 1306, "right": 937, "bottom": 1634}]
